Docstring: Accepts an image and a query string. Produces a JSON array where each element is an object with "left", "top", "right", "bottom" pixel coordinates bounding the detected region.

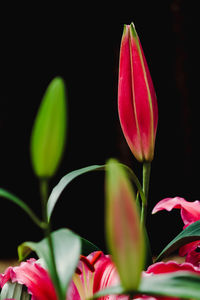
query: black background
[{"left": 0, "top": 1, "right": 199, "bottom": 258}]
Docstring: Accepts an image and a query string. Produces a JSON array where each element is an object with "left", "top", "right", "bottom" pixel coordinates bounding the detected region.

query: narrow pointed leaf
[
  {"left": 47, "top": 164, "right": 145, "bottom": 222},
  {"left": 81, "top": 237, "right": 100, "bottom": 256},
  {"left": 18, "top": 228, "right": 81, "bottom": 297},
  {"left": 18, "top": 241, "right": 37, "bottom": 261},
  {"left": 18, "top": 236, "right": 100, "bottom": 262},
  {"left": 156, "top": 220, "right": 200, "bottom": 262},
  {"left": 47, "top": 165, "right": 105, "bottom": 221},
  {"left": 105, "top": 159, "right": 145, "bottom": 290},
  {"left": 30, "top": 77, "right": 67, "bottom": 178}
]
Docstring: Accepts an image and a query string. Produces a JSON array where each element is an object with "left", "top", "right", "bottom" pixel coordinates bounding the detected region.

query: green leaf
[
  {"left": 0, "top": 281, "right": 31, "bottom": 300},
  {"left": 92, "top": 271, "right": 200, "bottom": 300},
  {"left": 47, "top": 165, "right": 105, "bottom": 221},
  {"left": 81, "top": 237, "right": 100, "bottom": 256},
  {"left": 47, "top": 163, "right": 145, "bottom": 222},
  {"left": 139, "top": 271, "right": 200, "bottom": 299},
  {"left": 0, "top": 188, "right": 45, "bottom": 229},
  {"left": 30, "top": 77, "right": 67, "bottom": 178},
  {"left": 105, "top": 159, "right": 145, "bottom": 291},
  {"left": 91, "top": 285, "right": 124, "bottom": 299},
  {"left": 18, "top": 236, "right": 100, "bottom": 261},
  {"left": 18, "top": 228, "right": 81, "bottom": 298},
  {"left": 156, "top": 220, "right": 200, "bottom": 262},
  {"left": 18, "top": 241, "right": 36, "bottom": 261}
]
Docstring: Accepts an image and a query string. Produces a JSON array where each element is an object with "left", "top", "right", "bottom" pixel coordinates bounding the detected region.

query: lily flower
[
  {"left": 152, "top": 197, "right": 200, "bottom": 266},
  {"left": 118, "top": 23, "right": 158, "bottom": 162},
  {"left": 67, "top": 251, "right": 129, "bottom": 300},
  {"left": 0, "top": 252, "right": 128, "bottom": 300}
]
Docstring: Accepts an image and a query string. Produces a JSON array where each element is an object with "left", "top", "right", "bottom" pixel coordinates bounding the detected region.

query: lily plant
[{"left": 1, "top": 21, "right": 200, "bottom": 300}]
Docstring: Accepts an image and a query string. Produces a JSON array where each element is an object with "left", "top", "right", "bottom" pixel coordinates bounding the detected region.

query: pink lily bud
[{"left": 118, "top": 23, "right": 158, "bottom": 162}]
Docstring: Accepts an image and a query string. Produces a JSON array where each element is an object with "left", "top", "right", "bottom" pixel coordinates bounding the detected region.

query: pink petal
[
  {"left": 69, "top": 251, "right": 129, "bottom": 300},
  {"left": 66, "top": 280, "right": 81, "bottom": 300},
  {"left": 152, "top": 197, "right": 200, "bottom": 227},
  {"left": 185, "top": 249, "right": 200, "bottom": 267},
  {"left": 68, "top": 253, "right": 99, "bottom": 300},
  {"left": 129, "top": 26, "right": 157, "bottom": 160},
  {"left": 118, "top": 25, "right": 143, "bottom": 161},
  {"left": 92, "top": 252, "right": 129, "bottom": 300},
  {"left": 146, "top": 260, "right": 200, "bottom": 275},
  {"left": 92, "top": 252, "right": 119, "bottom": 290},
  {"left": 179, "top": 241, "right": 200, "bottom": 257},
  {"left": 178, "top": 241, "right": 200, "bottom": 267},
  {"left": 0, "top": 258, "right": 57, "bottom": 300}
]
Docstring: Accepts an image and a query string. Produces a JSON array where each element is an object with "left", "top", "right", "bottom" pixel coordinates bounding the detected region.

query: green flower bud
[{"left": 30, "top": 77, "right": 67, "bottom": 178}]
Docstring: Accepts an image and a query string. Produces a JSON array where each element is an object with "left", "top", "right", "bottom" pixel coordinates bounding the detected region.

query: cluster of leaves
[{"left": 1, "top": 77, "right": 200, "bottom": 300}]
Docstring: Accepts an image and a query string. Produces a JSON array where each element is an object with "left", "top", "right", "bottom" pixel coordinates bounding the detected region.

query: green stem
[
  {"left": 141, "top": 162, "right": 151, "bottom": 226},
  {"left": 40, "top": 178, "right": 49, "bottom": 223},
  {"left": 40, "top": 178, "right": 64, "bottom": 300}
]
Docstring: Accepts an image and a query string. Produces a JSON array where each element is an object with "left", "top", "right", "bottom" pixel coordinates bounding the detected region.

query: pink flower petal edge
[
  {"left": 152, "top": 197, "right": 200, "bottom": 227},
  {"left": 146, "top": 260, "right": 200, "bottom": 275},
  {"left": 152, "top": 197, "right": 200, "bottom": 267}
]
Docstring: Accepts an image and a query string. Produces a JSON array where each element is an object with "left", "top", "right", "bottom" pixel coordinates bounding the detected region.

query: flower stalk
[
  {"left": 29, "top": 76, "right": 68, "bottom": 300},
  {"left": 141, "top": 162, "right": 151, "bottom": 226},
  {"left": 39, "top": 178, "right": 64, "bottom": 300}
]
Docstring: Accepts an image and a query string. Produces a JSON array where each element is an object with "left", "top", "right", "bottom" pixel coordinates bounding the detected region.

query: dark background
[{"left": 0, "top": 0, "right": 199, "bottom": 258}]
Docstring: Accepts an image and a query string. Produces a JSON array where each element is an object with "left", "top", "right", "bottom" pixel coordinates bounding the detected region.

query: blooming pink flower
[
  {"left": 67, "top": 251, "right": 129, "bottom": 300},
  {"left": 118, "top": 23, "right": 158, "bottom": 162},
  {"left": 0, "top": 252, "right": 128, "bottom": 300},
  {"left": 152, "top": 197, "right": 200, "bottom": 266}
]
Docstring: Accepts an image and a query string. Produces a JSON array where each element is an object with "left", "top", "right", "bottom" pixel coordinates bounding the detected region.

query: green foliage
[
  {"left": 2, "top": 63, "right": 200, "bottom": 300},
  {"left": 81, "top": 237, "right": 100, "bottom": 256},
  {"left": 156, "top": 220, "right": 200, "bottom": 261},
  {"left": 18, "top": 235, "right": 100, "bottom": 261},
  {"left": 46, "top": 163, "right": 144, "bottom": 222},
  {"left": 92, "top": 271, "right": 200, "bottom": 299}
]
